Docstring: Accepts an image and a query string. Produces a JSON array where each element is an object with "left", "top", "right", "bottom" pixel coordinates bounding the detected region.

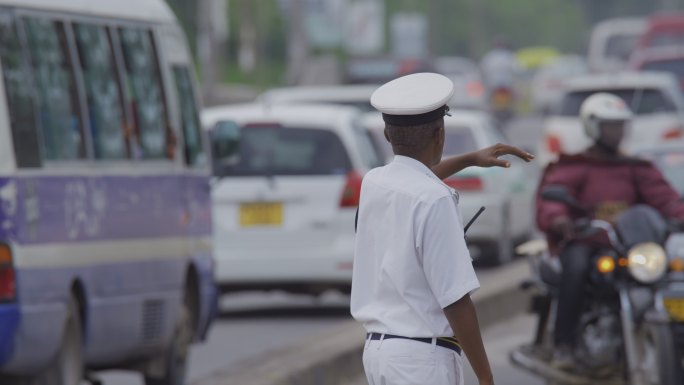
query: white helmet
[{"left": 580, "top": 93, "right": 633, "bottom": 140}]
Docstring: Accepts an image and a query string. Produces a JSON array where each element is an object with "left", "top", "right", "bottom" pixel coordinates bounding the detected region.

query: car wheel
[
  {"left": 33, "top": 297, "right": 84, "bottom": 385},
  {"left": 480, "top": 205, "right": 513, "bottom": 266},
  {"left": 497, "top": 220, "right": 514, "bottom": 265},
  {"left": 145, "top": 289, "right": 194, "bottom": 385}
]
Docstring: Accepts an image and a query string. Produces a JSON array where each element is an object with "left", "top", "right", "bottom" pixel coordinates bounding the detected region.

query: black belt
[{"left": 367, "top": 333, "right": 462, "bottom": 355}]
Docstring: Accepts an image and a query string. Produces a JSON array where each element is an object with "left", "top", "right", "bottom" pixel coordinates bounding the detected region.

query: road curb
[{"left": 193, "top": 260, "right": 532, "bottom": 385}]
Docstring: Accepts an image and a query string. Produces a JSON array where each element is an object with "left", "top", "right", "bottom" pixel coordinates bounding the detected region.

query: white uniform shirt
[{"left": 350, "top": 155, "right": 480, "bottom": 338}]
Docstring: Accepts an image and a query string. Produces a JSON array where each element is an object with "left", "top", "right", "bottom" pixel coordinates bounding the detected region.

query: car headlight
[{"left": 627, "top": 242, "right": 667, "bottom": 283}]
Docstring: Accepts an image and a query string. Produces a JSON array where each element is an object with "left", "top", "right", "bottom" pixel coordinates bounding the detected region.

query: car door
[{"left": 484, "top": 123, "right": 535, "bottom": 239}]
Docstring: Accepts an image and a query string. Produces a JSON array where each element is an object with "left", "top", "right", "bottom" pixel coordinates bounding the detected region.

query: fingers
[
  {"left": 494, "top": 144, "right": 535, "bottom": 162},
  {"left": 490, "top": 158, "right": 511, "bottom": 168}
]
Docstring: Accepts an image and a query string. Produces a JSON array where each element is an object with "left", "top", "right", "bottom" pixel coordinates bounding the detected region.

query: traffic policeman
[{"left": 350, "top": 73, "right": 534, "bottom": 385}]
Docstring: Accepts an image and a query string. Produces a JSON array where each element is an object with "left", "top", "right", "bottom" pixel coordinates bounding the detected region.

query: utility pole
[
  {"left": 468, "top": 0, "right": 486, "bottom": 59},
  {"left": 237, "top": 0, "right": 257, "bottom": 75},
  {"left": 286, "top": 0, "right": 309, "bottom": 85},
  {"left": 198, "top": 0, "right": 217, "bottom": 104}
]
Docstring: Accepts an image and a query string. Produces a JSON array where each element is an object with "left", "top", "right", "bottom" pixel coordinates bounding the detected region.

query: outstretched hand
[
  {"left": 473, "top": 143, "right": 535, "bottom": 168},
  {"left": 431, "top": 143, "right": 535, "bottom": 180}
]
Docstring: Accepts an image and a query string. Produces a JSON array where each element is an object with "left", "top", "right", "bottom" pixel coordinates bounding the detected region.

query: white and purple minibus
[{"left": 0, "top": 1, "right": 216, "bottom": 384}]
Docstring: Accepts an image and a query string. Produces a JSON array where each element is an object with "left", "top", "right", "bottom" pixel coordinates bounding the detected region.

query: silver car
[{"left": 363, "top": 109, "right": 536, "bottom": 265}]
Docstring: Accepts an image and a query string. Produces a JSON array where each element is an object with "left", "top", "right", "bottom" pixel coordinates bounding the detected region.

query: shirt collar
[
  {"left": 392, "top": 155, "right": 435, "bottom": 176},
  {"left": 392, "top": 155, "right": 458, "bottom": 196}
]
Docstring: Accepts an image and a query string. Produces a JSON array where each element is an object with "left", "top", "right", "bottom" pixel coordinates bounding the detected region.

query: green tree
[{"left": 165, "top": 0, "right": 198, "bottom": 56}]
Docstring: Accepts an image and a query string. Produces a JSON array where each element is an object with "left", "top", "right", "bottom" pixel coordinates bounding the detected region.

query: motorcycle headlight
[{"left": 627, "top": 242, "right": 667, "bottom": 283}]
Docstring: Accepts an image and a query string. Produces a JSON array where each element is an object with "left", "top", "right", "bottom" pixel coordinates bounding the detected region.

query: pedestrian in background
[{"left": 351, "top": 73, "right": 534, "bottom": 385}]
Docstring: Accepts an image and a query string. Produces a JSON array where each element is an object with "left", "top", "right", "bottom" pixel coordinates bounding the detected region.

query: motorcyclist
[
  {"left": 480, "top": 38, "right": 518, "bottom": 92},
  {"left": 535, "top": 92, "right": 684, "bottom": 369}
]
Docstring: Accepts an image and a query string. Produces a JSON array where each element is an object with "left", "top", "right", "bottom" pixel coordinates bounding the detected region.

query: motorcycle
[
  {"left": 488, "top": 86, "right": 515, "bottom": 127},
  {"left": 510, "top": 185, "right": 684, "bottom": 385}
]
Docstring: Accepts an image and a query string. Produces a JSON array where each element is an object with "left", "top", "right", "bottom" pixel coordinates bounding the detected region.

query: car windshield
[
  {"left": 214, "top": 126, "right": 352, "bottom": 176},
  {"left": 604, "top": 34, "right": 640, "bottom": 61},
  {"left": 352, "top": 123, "right": 384, "bottom": 169},
  {"left": 367, "top": 129, "right": 393, "bottom": 161},
  {"left": 642, "top": 58, "right": 684, "bottom": 80},
  {"left": 443, "top": 127, "right": 479, "bottom": 156},
  {"left": 558, "top": 88, "right": 676, "bottom": 116},
  {"left": 327, "top": 100, "right": 375, "bottom": 112},
  {"left": 642, "top": 150, "right": 684, "bottom": 195}
]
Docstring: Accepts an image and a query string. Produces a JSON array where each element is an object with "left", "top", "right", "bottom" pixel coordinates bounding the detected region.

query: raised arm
[{"left": 431, "top": 143, "right": 534, "bottom": 180}]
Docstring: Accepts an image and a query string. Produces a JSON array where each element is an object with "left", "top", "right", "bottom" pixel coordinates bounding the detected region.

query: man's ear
[
  {"left": 384, "top": 128, "right": 391, "bottom": 143},
  {"left": 437, "top": 125, "right": 445, "bottom": 146}
]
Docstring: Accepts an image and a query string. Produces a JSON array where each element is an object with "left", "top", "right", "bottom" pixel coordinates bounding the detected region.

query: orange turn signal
[
  {"left": 618, "top": 258, "right": 629, "bottom": 267},
  {"left": 670, "top": 258, "right": 684, "bottom": 272},
  {"left": 597, "top": 256, "right": 616, "bottom": 274}
]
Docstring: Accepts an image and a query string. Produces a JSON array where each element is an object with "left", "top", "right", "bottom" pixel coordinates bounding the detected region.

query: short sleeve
[{"left": 419, "top": 195, "right": 480, "bottom": 308}]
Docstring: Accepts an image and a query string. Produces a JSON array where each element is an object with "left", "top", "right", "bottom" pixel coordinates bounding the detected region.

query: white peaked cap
[{"left": 371, "top": 73, "right": 455, "bottom": 126}]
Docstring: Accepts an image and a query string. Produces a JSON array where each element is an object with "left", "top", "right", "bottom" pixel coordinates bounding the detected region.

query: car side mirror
[{"left": 209, "top": 120, "right": 241, "bottom": 176}]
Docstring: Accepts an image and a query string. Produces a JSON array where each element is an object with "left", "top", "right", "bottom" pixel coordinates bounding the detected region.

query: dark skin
[
  {"left": 384, "top": 119, "right": 534, "bottom": 385},
  {"left": 551, "top": 121, "right": 627, "bottom": 238},
  {"left": 383, "top": 124, "right": 535, "bottom": 178}
]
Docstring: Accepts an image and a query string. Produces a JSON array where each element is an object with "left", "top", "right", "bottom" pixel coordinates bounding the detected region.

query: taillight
[
  {"left": 0, "top": 243, "right": 16, "bottom": 302},
  {"left": 663, "top": 127, "right": 684, "bottom": 140},
  {"left": 546, "top": 135, "right": 561, "bottom": 154},
  {"left": 467, "top": 81, "right": 485, "bottom": 98},
  {"left": 444, "top": 177, "right": 484, "bottom": 192},
  {"left": 340, "top": 171, "right": 363, "bottom": 208}
]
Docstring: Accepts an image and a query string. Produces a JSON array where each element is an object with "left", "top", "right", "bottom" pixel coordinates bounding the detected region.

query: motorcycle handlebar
[{"left": 570, "top": 218, "right": 625, "bottom": 253}]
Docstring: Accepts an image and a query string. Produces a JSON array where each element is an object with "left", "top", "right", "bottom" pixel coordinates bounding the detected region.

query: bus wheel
[
  {"left": 34, "top": 297, "right": 84, "bottom": 385},
  {"left": 145, "top": 291, "right": 193, "bottom": 385}
]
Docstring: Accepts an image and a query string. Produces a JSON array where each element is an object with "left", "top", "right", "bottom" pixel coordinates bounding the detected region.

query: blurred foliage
[
  {"left": 166, "top": 0, "right": 684, "bottom": 87},
  {"left": 224, "top": 0, "right": 287, "bottom": 87},
  {"left": 387, "top": 0, "right": 587, "bottom": 58},
  {"left": 165, "top": 0, "right": 198, "bottom": 57},
  {"left": 386, "top": 0, "right": 684, "bottom": 59},
  {"left": 578, "top": 0, "right": 683, "bottom": 24}
]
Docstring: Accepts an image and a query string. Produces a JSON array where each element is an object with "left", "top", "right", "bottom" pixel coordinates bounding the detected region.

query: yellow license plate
[
  {"left": 663, "top": 298, "right": 684, "bottom": 321},
  {"left": 240, "top": 202, "right": 283, "bottom": 227}
]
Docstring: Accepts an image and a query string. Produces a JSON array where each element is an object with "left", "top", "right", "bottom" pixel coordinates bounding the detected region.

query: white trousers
[{"left": 362, "top": 335, "right": 464, "bottom": 385}]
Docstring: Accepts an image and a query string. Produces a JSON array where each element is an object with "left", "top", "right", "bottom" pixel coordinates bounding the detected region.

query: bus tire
[
  {"left": 145, "top": 288, "right": 194, "bottom": 385},
  {"left": 34, "top": 297, "right": 84, "bottom": 385}
]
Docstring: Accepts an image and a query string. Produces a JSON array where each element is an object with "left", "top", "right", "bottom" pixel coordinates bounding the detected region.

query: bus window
[
  {"left": 172, "top": 66, "right": 205, "bottom": 167},
  {"left": 24, "top": 18, "right": 84, "bottom": 161},
  {"left": 118, "top": 28, "right": 169, "bottom": 160},
  {"left": 0, "top": 13, "right": 40, "bottom": 168},
  {"left": 74, "top": 24, "right": 127, "bottom": 160}
]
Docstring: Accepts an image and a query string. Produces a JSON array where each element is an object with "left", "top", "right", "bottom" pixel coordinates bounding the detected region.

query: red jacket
[{"left": 536, "top": 153, "right": 684, "bottom": 254}]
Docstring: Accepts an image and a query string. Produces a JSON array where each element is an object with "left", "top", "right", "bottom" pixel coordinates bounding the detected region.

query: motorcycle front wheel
[{"left": 633, "top": 322, "right": 683, "bottom": 385}]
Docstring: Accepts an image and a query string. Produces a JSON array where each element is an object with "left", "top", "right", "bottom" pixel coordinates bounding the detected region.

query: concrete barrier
[{"left": 193, "top": 260, "right": 532, "bottom": 385}]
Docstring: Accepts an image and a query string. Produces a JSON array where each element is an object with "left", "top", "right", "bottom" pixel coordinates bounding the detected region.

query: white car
[
  {"left": 435, "top": 56, "right": 487, "bottom": 109},
  {"left": 531, "top": 55, "right": 587, "bottom": 114},
  {"left": 363, "top": 110, "right": 536, "bottom": 265},
  {"left": 538, "top": 71, "right": 684, "bottom": 165},
  {"left": 201, "top": 103, "right": 383, "bottom": 295},
  {"left": 588, "top": 18, "right": 647, "bottom": 73},
  {"left": 257, "top": 85, "right": 378, "bottom": 112}
]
